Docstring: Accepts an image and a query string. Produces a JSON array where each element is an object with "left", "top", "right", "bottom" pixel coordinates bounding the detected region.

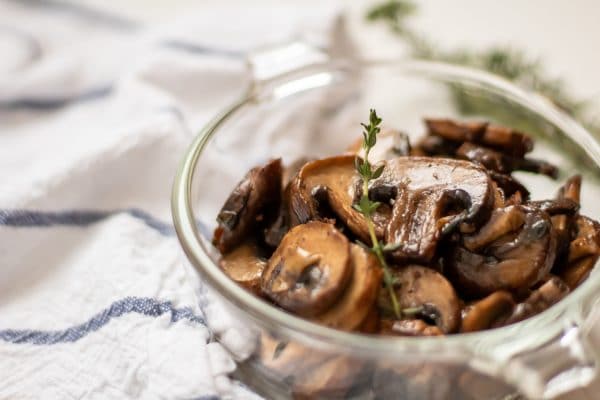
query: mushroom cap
[
  {"left": 425, "top": 118, "right": 534, "bottom": 157},
  {"left": 499, "top": 276, "right": 570, "bottom": 326},
  {"left": 456, "top": 142, "right": 558, "bottom": 179},
  {"left": 386, "top": 265, "right": 461, "bottom": 334},
  {"left": 214, "top": 158, "right": 282, "bottom": 253},
  {"left": 561, "top": 255, "right": 598, "bottom": 290},
  {"left": 314, "top": 244, "right": 382, "bottom": 331},
  {"left": 448, "top": 205, "right": 557, "bottom": 296},
  {"left": 460, "top": 291, "right": 515, "bottom": 332},
  {"left": 218, "top": 241, "right": 266, "bottom": 295},
  {"left": 288, "top": 155, "right": 386, "bottom": 242},
  {"left": 261, "top": 221, "right": 352, "bottom": 317},
  {"left": 370, "top": 156, "right": 495, "bottom": 262},
  {"left": 568, "top": 216, "right": 600, "bottom": 263}
]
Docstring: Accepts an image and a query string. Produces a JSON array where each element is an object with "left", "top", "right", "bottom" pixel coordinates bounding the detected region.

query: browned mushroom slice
[
  {"left": 462, "top": 205, "right": 525, "bottom": 252},
  {"left": 488, "top": 170, "right": 530, "bottom": 201},
  {"left": 498, "top": 276, "right": 569, "bottom": 326},
  {"left": 561, "top": 256, "right": 598, "bottom": 289},
  {"left": 314, "top": 244, "right": 382, "bottom": 331},
  {"left": 414, "top": 135, "right": 459, "bottom": 157},
  {"left": 529, "top": 198, "right": 579, "bottom": 216},
  {"left": 219, "top": 241, "right": 266, "bottom": 295},
  {"left": 456, "top": 142, "right": 558, "bottom": 179},
  {"left": 370, "top": 157, "right": 495, "bottom": 262},
  {"left": 557, "top": 215, "right": 600, "bottom": 288},
  {"left": 449, "top": 205, "right": 557, "bottom": 296},
  {"left": 264, "top": 158, "right": 314, "bottom": 248},
  {"left": 358, "top": 307, "right": 380, "bottom": 334},
  {"left": 288, "top": 155, "right": 387, "bottom": 242},
  {"left": 380, "top": 319, "right": 444, "bottom": 336},
  {"left": 426, "top": 118, "right": 534, "bottom": 157},
  {"left": 558, "top": 174, "right": 582, "bottom": 204},
  {"left": 550, "top": 175, "right": 583, "bottom": 261},
  {"left": 460, "top": 291, "right": 515, "bottom": 332},
  {"left": 380, "top": 265, "right": 461, "bottom": 333},
  {"left": 425, "top": 118, "right": 488, "bottom": 142},
  {"left": 261, "top": 221, "right": 352, "bottom": 317},
  {"left": 263, "top": 184, "right": 292, "bottom": 248},
  {"left": 480, "top": 124, "right": 534, "bottom": 157},
  {"left": 568, "top": 216, "right": 600, "bottom": 263},
  {"left": 214, "top": 159, "right": 282, "bottom": 253}
]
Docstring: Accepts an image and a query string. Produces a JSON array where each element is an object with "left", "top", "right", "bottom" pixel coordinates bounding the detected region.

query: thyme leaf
[{"left": 354, "top": 109, "right": 402, "bottom": 318}]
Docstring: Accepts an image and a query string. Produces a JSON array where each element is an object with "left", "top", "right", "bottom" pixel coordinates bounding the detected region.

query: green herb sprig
[{"left": 354, "top": 109, "right": 401, "bottom": 319}]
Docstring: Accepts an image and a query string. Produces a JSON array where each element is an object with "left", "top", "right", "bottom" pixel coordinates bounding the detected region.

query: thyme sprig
[{"left": 354, "top": 109, "right": 401, "bottom": 319}]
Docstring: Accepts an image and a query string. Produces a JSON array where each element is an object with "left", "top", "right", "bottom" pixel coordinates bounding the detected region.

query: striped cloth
[{"left": 0, "top": 1, "right": 340, "bottom": 398}]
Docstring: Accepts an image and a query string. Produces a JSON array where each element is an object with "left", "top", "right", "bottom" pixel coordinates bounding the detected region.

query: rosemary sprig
[{"left": 353, "top": 109, "right": 401, "bottom": 319}]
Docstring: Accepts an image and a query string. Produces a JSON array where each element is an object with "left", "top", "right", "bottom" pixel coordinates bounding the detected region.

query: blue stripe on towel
[
  {"left": 160, "top": 40, "right": 244, "bottom": 58},
  {"left": 0, "top": 297, "right": 206, "bottom": 345},
  {"left": 0, "top": 207, "right": 212, "bottom": 240},
  {"left": 0, "top": 208, "right": 174, "bottom": 236},
  {"left": 0, "top": 86, "right": 113, "bottom": 111}
]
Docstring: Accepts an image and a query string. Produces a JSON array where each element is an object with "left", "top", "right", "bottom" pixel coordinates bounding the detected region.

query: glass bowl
[{"left": 172, "top": 51, "right": 600, "bottom": 399}]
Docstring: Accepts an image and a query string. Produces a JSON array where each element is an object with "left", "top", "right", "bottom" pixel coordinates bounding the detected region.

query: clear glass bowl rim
[{"left": 171, "top": 58, "right": 600, "bottom": 360}]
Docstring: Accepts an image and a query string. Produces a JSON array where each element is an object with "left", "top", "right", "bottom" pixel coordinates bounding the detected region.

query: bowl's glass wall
[{"left": 186, "top": 62, "right": 600, "bottom": 399}]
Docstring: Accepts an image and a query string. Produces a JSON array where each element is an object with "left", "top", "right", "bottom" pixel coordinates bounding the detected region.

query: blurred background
[{"left": 1, "top": 1, "right": 599, "bottom": 399}]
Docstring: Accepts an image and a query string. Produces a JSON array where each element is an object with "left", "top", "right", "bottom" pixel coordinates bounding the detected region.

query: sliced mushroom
[
  {"left": 558, "top": 174, "right": 582, "bottom": 204},
  {"left": 568, "top": 216, "right": 600, "bottom": 263},
  {"left": 414, "top": 135, "right": 458, "bottom": 157},
  {"left": 214, "top": 159, "right": 282, "bottom": 253},
  {"left": 460, "top": 291, "right": 515, "bottom": 332},
  {"left": 462, "top": 205, "right": 525, "bottom": 252},
  {"left": 380, "top": 319, "right": 443, "bottom": 336},
  {"left": 480, "top": 124, "right": 534, "bottom": 157},
  {"left": 219, "top": 241, "right": 266, "bottom": 295},
  {"left": 359, "top": 307, "right": 380, "bottom": 334},
  {"left": 488, "top": 170, "right": 530, "bottom": 201},
  {"left": 498, "top": 276, "right": 569, "bottom": 326},
  {"left": 549, "top": 175, "right": 582, "bottom": 264},
  {"left": 264, "top": 158, "right": 314, "bottom": 248},
  {"left": 425, "top": 118, "right": 488, "bottom": 142},
  {"left": 263, "top": 184, "right": 291, "bottom": 248},
  {"left": 380, "top": 265, "right": 461, "bottom": 333},
  {"left": 370, "top": 157, "right": 495, "bottom": 262},
  {"left": 261, "top": 221, "right": 352, "bottom": 317},
  {"left": 556, "top": 215, "right": 600, "bottom": 289},
  {"left": 448, "top": 205, "right": 557, "bottom": 296},
  {"left": 561, "top": 256, "right": 598, "bottom": 289},
  {"left": 288, "top": 155, "right": 387, "bottom": 242},
  {"left": 456, "top": 142, "right": 558, "bottom": 178},
  {"left": 529, "top": 198, "right": 579, "bottom": 216},
  {"left": 425, "top": 118, "right": 534, "bottom": 157},
  {"left": 314, "top": 244, "right": 382, "bottom": 331}
]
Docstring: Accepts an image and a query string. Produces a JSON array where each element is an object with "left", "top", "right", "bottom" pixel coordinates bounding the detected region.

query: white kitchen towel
[{"left": 0, "top": 1, "right": 341, "bottom": 399}]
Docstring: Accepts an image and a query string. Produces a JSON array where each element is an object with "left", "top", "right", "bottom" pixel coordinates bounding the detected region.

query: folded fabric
[{"left": 0, "top": 1, "right": 341, "bottom": 398}]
